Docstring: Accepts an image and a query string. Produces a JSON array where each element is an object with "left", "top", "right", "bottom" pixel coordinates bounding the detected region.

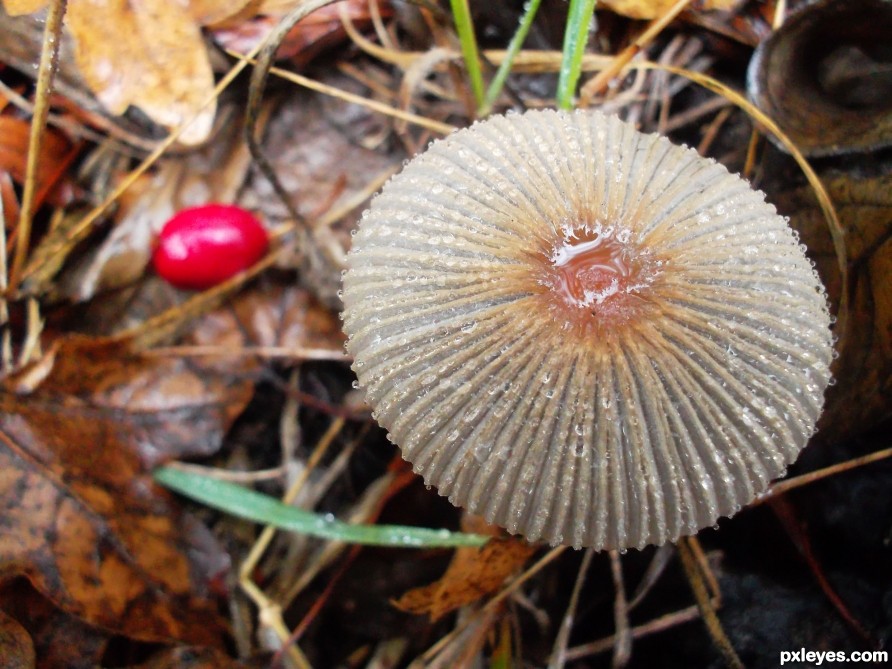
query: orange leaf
[
  {"left": 0, "top": 333, "right": 256, "bottom": 647},
  {"left": 600, "top": 0, "right": 739, "bottom": 19},
  {"left": 2, "top": 0, "right": 48, "bottom": 15},
  {"left": 66, "top": 0, "right": 215, "bottom": 144},
  {"left": 392, "top": 538, "right": 536, "bottom": 621}
]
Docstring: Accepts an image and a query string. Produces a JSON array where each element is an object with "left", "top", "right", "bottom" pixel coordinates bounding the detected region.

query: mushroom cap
[{"left": 342, "top": 109, "right": 833, "bottom": 550}]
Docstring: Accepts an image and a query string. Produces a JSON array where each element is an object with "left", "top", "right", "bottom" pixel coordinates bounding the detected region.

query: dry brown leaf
[
  {"left": 600, "top": 0, "right": 739, "bottom": 20},
  {"left": 129, "top": 646, "right": 268, "bottom": 668},
  {"left": 0, "top": 116, "right": 75, "bottom": 208},
  {"left": 241, "top": 81, "right": 404, "bottom": 307},
  {"left": 0, "top": 606, "right": 34, "bottom": 669},
  {"left": 0, "top": 579, "right": 114, "bottom": 667},
  {"left": 0, "top": 333, "right": 256, "bottom": 652},
  {"left": 222, "top": 282, "right": 345, "bottom": 351},
  {"left": 777, "top": 173, "right": 892, "bottom": 442},
  {"left": 64, "top": 0, "right": 215, "bottom": 145},
  {"left": 213, "top": 0, "right": 388, "bottom": 67},
  {"left": 2, "top": 0, "right": 46, "bottom": 14},
  {"left": 187, "top": 0, "right": 255, "bottom": 26},
  {"left": 392, "top": 538, "right": 536, "bottom": 621}
]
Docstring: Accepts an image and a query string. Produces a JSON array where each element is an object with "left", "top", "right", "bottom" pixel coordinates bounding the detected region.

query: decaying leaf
[
  {"left": 212, "top": 0, "right": 390, "bottom": 68},
  {"left": 0, "top": 116, "right": 76, "bottom": 208},
  {"left": 600, "top": 0, "right": 739, "bottom": 20},
  {"left": 241, "top": 81, "right": 404, "bottom": 307},
  {"left": 64, "top": 0, "right": 216, "bottom": 145},
  {"left": 0, "top": 578, "right": 115, "bottom": 667},
  {"left": 0, "top": 606, "right": 34, "bottom": 669},
  {"left": 2, "top": 0, "right": 44, "bottom": 13},
  {"left": 130, "top": 646, "right": 268, "bottom": 669},
  {"left": 392, "top": 517, "right": 536, "bottom": 622},
  {"left": 777, "top": 173, "right": 892, "bottom": 442},
  {"left": 195, "top": 282, "right": 346, "bottom": 354},
  {"left": 0, "top": 332, "right": 257, "bottom": 653},
  {"left": 2, "top": 0, "right": 253, "bottom": 145}
]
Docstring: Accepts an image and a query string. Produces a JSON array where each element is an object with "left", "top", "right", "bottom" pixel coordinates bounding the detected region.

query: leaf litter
[{"left": 0, "top": 0, "right": 890, "bottom": 666}]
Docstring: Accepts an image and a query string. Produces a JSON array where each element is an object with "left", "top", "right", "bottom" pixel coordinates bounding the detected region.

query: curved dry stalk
[
  {"left": 549, "top": 548, "right": 596, "bottom": 669},
  {"left": 633, "top": 62, "right": 849, "bottom": 349},
  {"left": 245, "top": 0, "right": 343, "bottom": 228},
  {"left": 11, "top": 0, "right": 67, "bottom": 291},
  {"left": 677, "top": 537, "right": 743, "bottom": 669}
]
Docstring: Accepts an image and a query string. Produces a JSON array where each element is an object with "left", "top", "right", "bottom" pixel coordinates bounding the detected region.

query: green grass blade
[
  {"left": 557, "top": 0, "right": 597, "bottom": 109},
  {"left": 154, "top": 465, "right": 489, "bottom": 548},
  {"left": 482, "top": 0, "right": 544, "bottom": 115},
  {"left": 450, "top": 0, "right": 486, "bottom": 110}
]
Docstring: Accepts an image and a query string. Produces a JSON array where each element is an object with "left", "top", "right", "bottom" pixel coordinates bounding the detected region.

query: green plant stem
[
  {"left": 154, "top": 465, "right": 490, "bottom": 548},
  {"left": 450, "top": 0, "right": 486, "bottom": 111},
  {"left": 557, "top": 0, "right": 597, "bottom": 109},
  {"left": 482, "top": 0, "right": 543, "bottom": 115}
]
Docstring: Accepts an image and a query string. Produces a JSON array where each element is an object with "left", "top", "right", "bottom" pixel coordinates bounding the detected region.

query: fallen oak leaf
[
  {"left": 0, "top": 403, "right": 230, "bottom": 647},
  {"left": 774, "top": 173, "right": 892, "bottom": 442},
  {"left": 65, "top": 0, "right": 215, "bottom": 145},
  {"left": 0, "top": 577, "right": 114, "bottom": 667},
  {"left": 2, "top": 0, "right": 250, "bottom": 145},
  {"left": 0, "top": 116, "right": 78, "bottom": 209},
  {"left": 0, "top": 332, "right": 256, "bottom": 648}
]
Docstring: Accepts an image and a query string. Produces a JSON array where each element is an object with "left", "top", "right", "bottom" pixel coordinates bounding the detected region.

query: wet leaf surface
[
  {"left": 777, "top": 173, "right": 892, "bottom": 441},
  {"left": 0, "top": 605, "right": 34, "bottom": 669},
  {"left": 0, "top": 329, "right": 258, "bottom": 658}
]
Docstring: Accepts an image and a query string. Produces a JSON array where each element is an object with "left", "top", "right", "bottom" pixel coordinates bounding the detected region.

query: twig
[
  {"left": 677, "top": 537, "right": 743, "bottom": 669},
  {"left": 11, "top": 0, "right": 67, "bottom": 290},
  {"left": 580, "top": 0, "right": 693, "bottom": 104},
  {"left": 549, "top": 547, "right": 596, "bottom": 668}
]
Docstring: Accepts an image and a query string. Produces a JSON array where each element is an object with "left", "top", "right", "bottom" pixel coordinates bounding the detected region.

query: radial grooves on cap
[{"left": 343, "top": 109, "right": 832, "bottom": 550}]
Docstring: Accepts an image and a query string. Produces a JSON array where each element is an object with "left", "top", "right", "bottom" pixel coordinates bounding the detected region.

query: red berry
[{"left": 152, "top": 204, "right": 269, "bottom": 290}]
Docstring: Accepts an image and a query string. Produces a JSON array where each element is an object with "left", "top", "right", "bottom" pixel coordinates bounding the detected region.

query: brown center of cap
[{"left": 536, "top": 224, "right": 661, "bottom": 335}]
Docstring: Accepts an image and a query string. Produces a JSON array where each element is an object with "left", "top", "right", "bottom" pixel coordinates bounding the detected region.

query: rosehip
[{"left": 152, "top": 204, "right": 269, "bottom": 290}]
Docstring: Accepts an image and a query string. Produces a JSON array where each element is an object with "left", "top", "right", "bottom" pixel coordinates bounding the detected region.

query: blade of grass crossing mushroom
[
  {"left": 557, "top": 0, "right": 597, "bottom": 109},
  {"left": 482, "top": 0, "right": 544, "bottom": 115},
  {"left": 450, "top": 0, "right": 486, "bottom": 110},
  {"left": 154, "top": 465, "right": 489, "bottom": 548}
]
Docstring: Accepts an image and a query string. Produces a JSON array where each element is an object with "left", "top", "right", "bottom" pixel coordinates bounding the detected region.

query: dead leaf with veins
[
  {"left": 0, "top": 327, "right": 258, "bottom": 658},
  {"left": 3, "top": 0, "right": 257, "bottom": 144}
]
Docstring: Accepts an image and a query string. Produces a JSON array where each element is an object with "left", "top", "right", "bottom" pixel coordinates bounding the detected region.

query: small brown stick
[
  {"left": 10, "top": 0, "right": 67, "bottom": 289},
  {"left": 697, "top": 106, "right": 734, "bottom": 156},
  {"left": 549, "top": 547, "right": 596, "bottom": 668},
  {"left": 609, "top": 550, "right": 632, "bottom": 668},
  {"left": 676, "top": 537, "right": 744, "bottom": 669},
  {"left": 753, "top": 446, "right": 892, "bottom": 504},
  {"left": 579, "top": 0, "right": 694, "bottom": 106},
  {"left": 564, "top": 603, "right": 711, "bottom": 660}
]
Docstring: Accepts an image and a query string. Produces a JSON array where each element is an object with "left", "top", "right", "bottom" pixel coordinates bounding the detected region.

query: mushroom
[{"left": 341, "top": 109, "right": 832, "bottom": 551}]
